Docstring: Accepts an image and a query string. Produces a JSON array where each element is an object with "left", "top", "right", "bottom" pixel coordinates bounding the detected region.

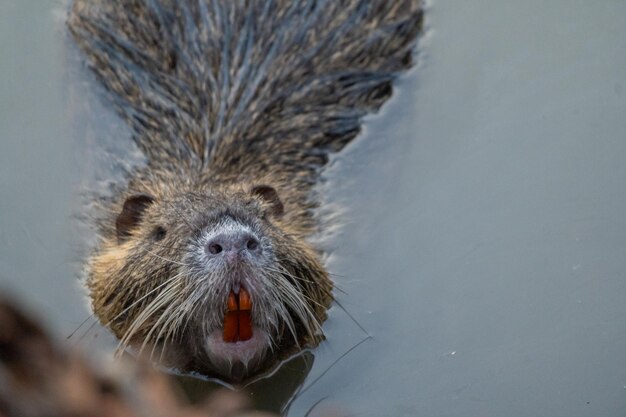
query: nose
[{"left": 206, "top": 231, "right": 261, "bottom": 258}]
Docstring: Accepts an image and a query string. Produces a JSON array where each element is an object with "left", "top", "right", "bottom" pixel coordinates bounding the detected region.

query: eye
[{"left": 152, "top": 226, "right": 167, "bottom": 241}]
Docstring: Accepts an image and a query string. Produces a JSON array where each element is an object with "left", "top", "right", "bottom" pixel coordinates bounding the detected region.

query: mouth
[
  {"left": 204, "top": 285, "right": 269, "bottom": 378},
  {"left": 223, "top": 285, "right": 253, "bottom": 343}
]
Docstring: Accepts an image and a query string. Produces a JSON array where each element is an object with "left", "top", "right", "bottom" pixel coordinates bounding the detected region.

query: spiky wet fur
[{"left": 68, "top": 0, "right": 423, "bottom": 380}]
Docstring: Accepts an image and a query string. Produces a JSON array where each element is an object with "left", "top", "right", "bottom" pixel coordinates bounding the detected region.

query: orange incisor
[{"left": 223, "top": 287, "right": 253, "bottom": 343}]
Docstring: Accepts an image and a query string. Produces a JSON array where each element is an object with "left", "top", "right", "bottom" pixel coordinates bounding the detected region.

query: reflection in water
[{"left": 175, "top": 352, "right": 314, "bottom": 413}]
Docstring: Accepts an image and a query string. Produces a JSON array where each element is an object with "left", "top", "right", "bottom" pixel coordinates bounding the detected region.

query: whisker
[
  {"left": 146, "top": 298, "right": 183, "bottom": 359},
  {"left": 104, "top": 271, "right": 185, "bottom": 329},
  {"left": 265, "top": 263, "right": 337, "bottom": 297},
  {"left": 117, "top": 278, "right": 182, "bottom": 355},
  {"left": 66, "top": 313, "right": 97, "bottom": 340},
  {"left": 265, "top": 266, "right": 332, "bottom": 310},
  {"left": 286, "top": 335, "right": 372, "bottom": 411},
  {"left": 272, "top": 276, "right": 321, "bottom": 342},
  {"left": 146, "top": 250, "right": 190, "bottom": 266},
  {"left": 333, "top": 298, "right": 369, "bottom": 336}
]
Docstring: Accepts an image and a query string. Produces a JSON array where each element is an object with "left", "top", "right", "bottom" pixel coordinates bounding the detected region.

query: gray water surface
[
  {"left": 2, "top": 1, "right": 626, "bottom": 417},
  {"left": 0, "top": 1, "right": 87, "bottom": 337}
]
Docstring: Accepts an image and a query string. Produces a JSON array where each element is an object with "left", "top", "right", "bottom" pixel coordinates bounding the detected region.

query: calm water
[{"left": 2, "top": 1, "right": 626, "bottom": 416}]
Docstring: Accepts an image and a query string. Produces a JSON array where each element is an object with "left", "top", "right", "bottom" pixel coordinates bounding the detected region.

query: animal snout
[{"left": 206, "top": 231, "right": 261, "bottom": 259}]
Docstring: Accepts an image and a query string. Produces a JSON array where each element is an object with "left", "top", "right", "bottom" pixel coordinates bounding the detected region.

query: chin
[{"left": 203, "top": 328, "right": 272, "bottom": 381}]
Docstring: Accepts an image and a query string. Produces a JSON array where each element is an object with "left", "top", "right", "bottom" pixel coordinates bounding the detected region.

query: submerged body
[{"left": 69, "top": 0, "right": 422, "bottom": 381}]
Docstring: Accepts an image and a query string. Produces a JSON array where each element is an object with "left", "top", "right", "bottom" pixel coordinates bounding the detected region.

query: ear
[
  {"left": 251, "top": 185, "right": 284, "bottom": 217},
  {"left": 115, "top": 194, "right": 155, "bottom": 243}
]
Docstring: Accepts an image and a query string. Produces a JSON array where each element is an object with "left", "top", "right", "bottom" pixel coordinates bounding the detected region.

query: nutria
[{"left": 68, "top": 0, "right": 423, "bottom": 382}]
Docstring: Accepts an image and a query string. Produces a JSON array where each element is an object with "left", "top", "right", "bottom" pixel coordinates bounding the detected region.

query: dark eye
[{"left": 152, "top": 226, "right": 167, "bottom": 241}]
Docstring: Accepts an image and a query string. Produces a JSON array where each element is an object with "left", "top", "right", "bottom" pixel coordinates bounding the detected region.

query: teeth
[
  {"left": 239, "top": 311, "right": 252, "bottom": 341},
  {"left": 239, "top": 287, "right": 251, "bottom": 311},
  {"left": 223, "top": 287, "right": 253, "bottom": 343},
  {"left": 223, "top": 311, "right": 238, "bottom": 343},
  {"left": 227, "top": 291, "right": 238, "bottom": 312}
]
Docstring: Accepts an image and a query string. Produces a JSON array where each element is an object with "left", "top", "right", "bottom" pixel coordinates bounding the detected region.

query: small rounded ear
[
  {"left": 115, "top": 194, "right": 155, "bottom": 243},
  {"left": 251, "top": 185, "right": 284, "bottom": 217}
]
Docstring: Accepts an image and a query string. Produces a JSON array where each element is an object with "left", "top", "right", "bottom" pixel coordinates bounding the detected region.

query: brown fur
[{"left": 68, "top": 0, "right": 423, "bottom": 381}]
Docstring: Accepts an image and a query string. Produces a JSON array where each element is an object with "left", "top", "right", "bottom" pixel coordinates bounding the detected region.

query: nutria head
[{"left": 88, "top": 176, "right": 332, "bottom": 381}]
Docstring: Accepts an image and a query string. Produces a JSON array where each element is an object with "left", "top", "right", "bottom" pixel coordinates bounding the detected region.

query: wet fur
[{"left": 68, "top": 0, "right": 423, "bottom": 380}]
